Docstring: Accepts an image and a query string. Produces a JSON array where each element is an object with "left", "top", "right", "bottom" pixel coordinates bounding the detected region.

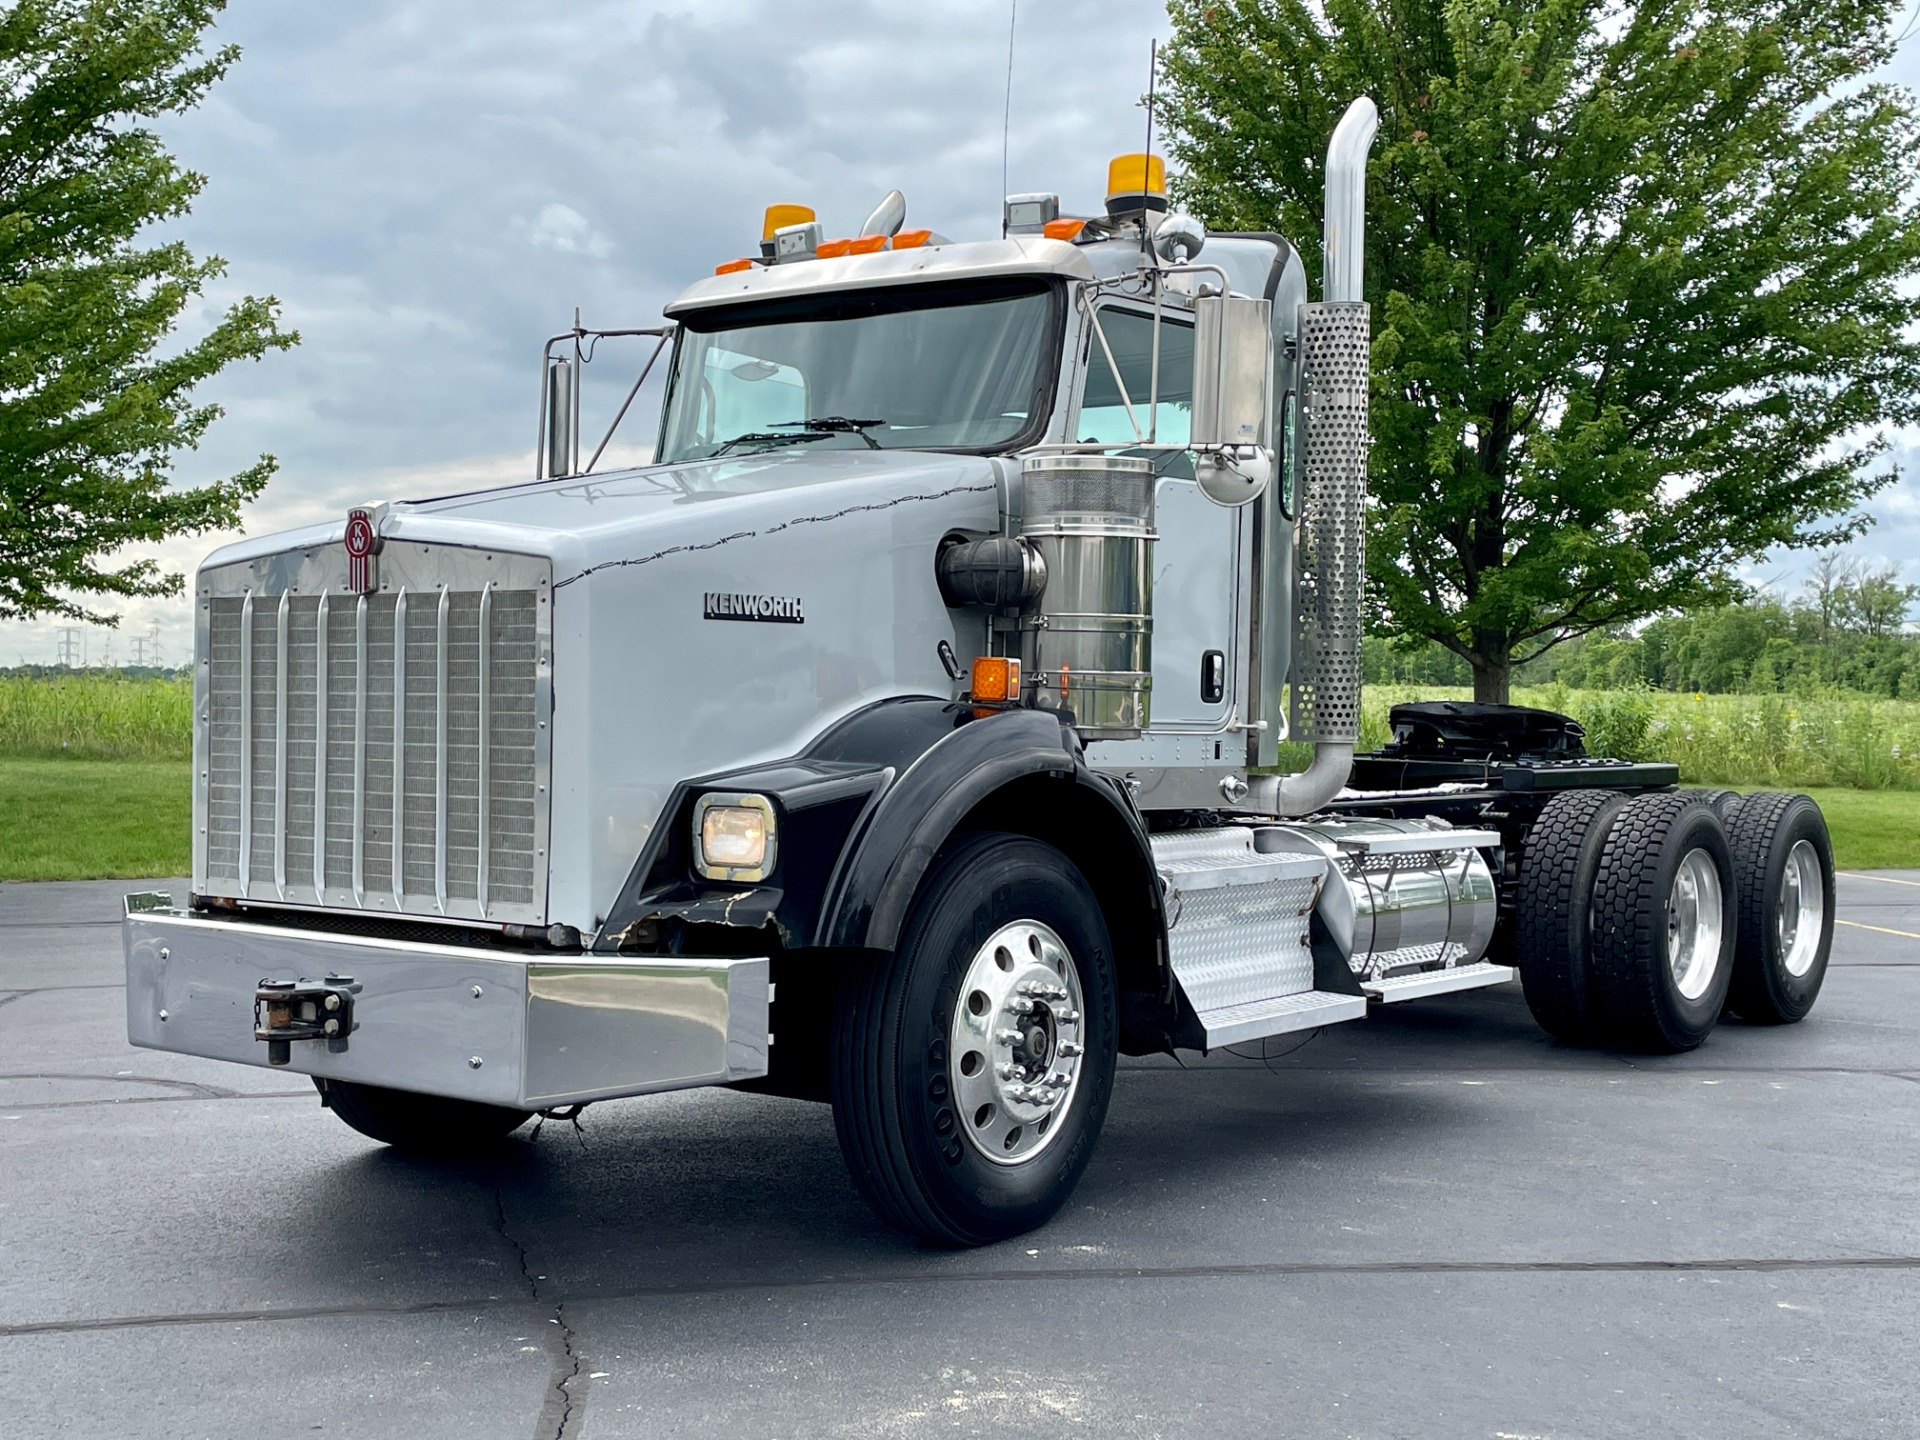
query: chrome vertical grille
[{"left": 196, "top": 546, "right": 551, "bottom": 925}]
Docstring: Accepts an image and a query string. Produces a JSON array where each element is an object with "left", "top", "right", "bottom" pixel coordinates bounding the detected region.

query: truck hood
[{"left": 199, "top": 447, "right": 1008, "bottom": 581}]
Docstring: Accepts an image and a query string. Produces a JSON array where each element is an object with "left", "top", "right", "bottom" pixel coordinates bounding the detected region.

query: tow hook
[{"left": 254, "top": 975, "right": 363, "bottom": 1065}]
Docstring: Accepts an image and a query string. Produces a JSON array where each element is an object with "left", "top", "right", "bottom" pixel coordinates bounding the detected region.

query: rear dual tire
[
  {"left": 1515, "top": 789, "right": 1834, "bottom": 1053},
  {"left": 1725, "top": 793, "right": 1834, "bottom": 1024},
  {"left": 1589, "top": 794, "right": 1738, "bottom": 1052}
]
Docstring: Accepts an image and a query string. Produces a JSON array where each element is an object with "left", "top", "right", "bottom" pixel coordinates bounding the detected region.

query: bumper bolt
[{"left": 468, "top": 1056, "right": 483, "bottom": 1069}]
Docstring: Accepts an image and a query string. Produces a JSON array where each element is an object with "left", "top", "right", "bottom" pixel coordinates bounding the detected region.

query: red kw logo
[{"left": 344, "top": 508, "right": 381, "bottom": 594}]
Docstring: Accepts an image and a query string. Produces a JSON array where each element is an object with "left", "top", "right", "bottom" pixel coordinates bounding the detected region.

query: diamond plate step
[
  {"left": 1192, "top": 990, "right": 1368, "bottom": 1048},
  {"left": 1363, "top": 961, "right": 1516, "bottom": 1003},
  {"left": 1151, "top": 829, "right": 1358, "bottom": 1048}
]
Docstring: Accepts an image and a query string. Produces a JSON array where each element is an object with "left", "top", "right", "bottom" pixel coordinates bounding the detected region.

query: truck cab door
[{"left": 1071, "top": 305, "right": 1242, "bottom": 735}]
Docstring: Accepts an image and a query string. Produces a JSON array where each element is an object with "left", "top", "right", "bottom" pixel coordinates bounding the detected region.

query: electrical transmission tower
[{"left": 55, "top": 628, "right": 84, "bottom": 669}]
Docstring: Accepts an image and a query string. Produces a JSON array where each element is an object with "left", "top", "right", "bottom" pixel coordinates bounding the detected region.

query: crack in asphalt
[
  {"left": 4, "top": 1252, "right": 1919, "bottom": 1340},
  {"left": 494, "top": 1184, "right": 584, "bottom": 1440},
  {"left": 0, "top": 1072, "right": 241, "bottom": 1099},
  {"left": 0, "top": 1090, "right": 311, "bottom": 1112}
]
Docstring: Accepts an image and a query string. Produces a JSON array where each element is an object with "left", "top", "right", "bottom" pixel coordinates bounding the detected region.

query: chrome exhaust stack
[{"left": 1254, "top": 96, "right": 1378, "bottom": 818}]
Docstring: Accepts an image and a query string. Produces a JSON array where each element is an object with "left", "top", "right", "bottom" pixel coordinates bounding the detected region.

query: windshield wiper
[
  {"left": 707, "top": 430, "right": 832, "bottom": 458},
  {"left": 773, "top": 416, "right": 887, "bottom": 450}
]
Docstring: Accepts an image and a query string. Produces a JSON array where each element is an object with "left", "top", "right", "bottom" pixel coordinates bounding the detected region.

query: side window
[{"left": 1077, "top": 309, "right": 1194, "bottom": 447}]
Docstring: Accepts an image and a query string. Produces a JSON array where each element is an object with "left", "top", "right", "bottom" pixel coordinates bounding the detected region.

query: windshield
[{"left": 657, "top": 278, "right": 1060, "bottom": 464}]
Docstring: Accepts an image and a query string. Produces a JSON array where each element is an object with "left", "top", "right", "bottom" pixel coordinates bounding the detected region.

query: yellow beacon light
[
  {"left": 1105, "top": 153, "right": 1167, "bottom": 216},
  {"left": 762, "top": 203, "right": 816, "bottom": 242}
]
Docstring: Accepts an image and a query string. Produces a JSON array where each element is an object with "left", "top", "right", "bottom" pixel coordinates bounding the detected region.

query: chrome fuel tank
[{"left": 1257, "top": 818, "right": 1498, "bottom": 981}]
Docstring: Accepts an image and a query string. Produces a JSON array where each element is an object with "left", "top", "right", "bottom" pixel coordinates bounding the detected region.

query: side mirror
[
  {"left": 545, "top": 358, "right": 572, "bottom": 478},
  {"left": 1190, "top": 294, "right": 1272, "bottom": 449}
]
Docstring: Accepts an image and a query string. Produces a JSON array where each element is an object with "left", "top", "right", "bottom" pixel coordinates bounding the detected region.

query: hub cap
[
  {"left": 1667, "top": 849, "right": 1726, "bottom": 1002},
  {"left": 1777, "top": 838, "right": 1825, "bottom": 978},
  {"left": 947, "top": 920, "right": 1086, "bottom": 1166}
]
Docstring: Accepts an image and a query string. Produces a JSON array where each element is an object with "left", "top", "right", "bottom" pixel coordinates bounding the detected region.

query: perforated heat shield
[{"left": 1290, "top": 300, "right": 1370, "bottom": 743}]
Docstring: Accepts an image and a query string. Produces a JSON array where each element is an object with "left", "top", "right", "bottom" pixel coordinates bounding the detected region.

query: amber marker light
[
  {"left": 761, "top": 203, "right": 815, "bottom": 241},
  {"left": 847, "top": 234, "right": 888, "bottom": 254},
  {"left": 1105, "top": 151, "right": 1167, "bottom": 203},
  {"left": 970, "top": 656, "right": 1021, "bottom": 704},
  {"left": 816, "top": 238, "right": 853, "bottom": 258},
  {"left": 715, "top": 258, "right": 754, "bottom": 275},
  {"left": 1042, "top": 218, "right": 1087, "bottom": 241},
  {"left": 892, "top": 228, "right": 933, "bottom": 249}
]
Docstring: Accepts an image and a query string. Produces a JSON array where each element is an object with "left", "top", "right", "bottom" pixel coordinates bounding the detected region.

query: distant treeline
[
  {"left": 0, "top": 665, "right": 186, "bottom": 681},
  {"left": 1366, "top": 556, "right": 1920, "bottom": 699}
]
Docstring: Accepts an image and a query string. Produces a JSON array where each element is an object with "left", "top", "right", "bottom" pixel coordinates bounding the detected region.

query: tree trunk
[{"left": 1469, "top": 630, "right": 1511, "bottom": 704}]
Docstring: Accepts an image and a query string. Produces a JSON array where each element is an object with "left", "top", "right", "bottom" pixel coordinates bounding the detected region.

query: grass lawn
[
  {"left": 0, "top": 762, "right": 1914, "bottom": 882},
  {"left": 0, "top": 760, "right": 190, "bottom": 881},
  {"left": 1791, "top": 788, "right": 1920, "bottom": 871}
]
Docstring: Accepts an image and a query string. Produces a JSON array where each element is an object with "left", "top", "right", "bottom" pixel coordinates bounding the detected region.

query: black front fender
[{"left": 820, "top": 706, "right": 1084, "bottom": 952}]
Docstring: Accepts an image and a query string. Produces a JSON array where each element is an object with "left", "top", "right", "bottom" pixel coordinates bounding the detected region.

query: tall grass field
[
  {"left": 1, "top": 675, "right": 1915, "bottom": 879},
  {"left": 0, "top": 673, "right": 191, "bottom": 760}
]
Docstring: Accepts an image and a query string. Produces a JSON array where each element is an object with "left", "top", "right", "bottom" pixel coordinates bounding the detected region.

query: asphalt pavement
[{"left": 2, "top": 872, "right": 1917, "bottom": 1439}]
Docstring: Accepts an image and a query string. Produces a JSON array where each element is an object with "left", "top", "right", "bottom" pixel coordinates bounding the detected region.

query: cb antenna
[
  {"left": 1000, "top": 0, "right": 1019, "bottom": 236},
  {"left": 1141, "top": 38, "right": 1159, "bottom": 262}
]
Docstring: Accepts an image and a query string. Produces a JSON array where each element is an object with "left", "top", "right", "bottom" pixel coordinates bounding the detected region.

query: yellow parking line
[
  {"left": 1838, "top": 872, "right": 1920, "bottom": 889},
  {"left": 1837, "top": 918, "right": 1920, "bottom": 941}
]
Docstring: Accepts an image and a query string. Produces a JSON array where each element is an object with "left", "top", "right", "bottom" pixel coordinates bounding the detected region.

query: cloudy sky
[{"left": 5, "top": 0, "right": 1918, "bottom": 665}]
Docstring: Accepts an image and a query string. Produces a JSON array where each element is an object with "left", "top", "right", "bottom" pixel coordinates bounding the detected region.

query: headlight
[{"left": 693, "top": 793, "right": 778, "bottom": 882}]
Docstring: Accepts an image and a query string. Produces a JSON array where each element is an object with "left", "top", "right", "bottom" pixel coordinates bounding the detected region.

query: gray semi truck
[{"left": 123, "top": 98, "right": 1835, "bottom": 1245}]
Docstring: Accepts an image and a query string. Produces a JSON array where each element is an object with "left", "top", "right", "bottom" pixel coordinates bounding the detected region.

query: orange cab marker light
[
  {"left": 762, "top": 203, "right": 815, "bottom": 242},
  {"left": 715, "top": 258, "right": 755, "bottom": 275},
  {"left": 1043, "top": 218, "right": 1087, "bottom": 241},
  {"left": 971, "top": 656, "right": 1020, "bottom": 703},
  {"left": 816, "top": 238, "right": 853, "bottom": 258},
  {"left": 893, "top": 228, "right": 933, "bottom": 250},
  {"left": 848, "top": 234, "right": 888, "bottom": 254}
]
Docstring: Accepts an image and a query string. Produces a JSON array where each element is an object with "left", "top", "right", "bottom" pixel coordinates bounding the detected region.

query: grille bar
[
  {"left": 435, "top": 585, "right": 450, "bottom": 915},
  {"left": 391, "top": 587, "right": 406, "bottom": 904},
  {"left": 274, "top": 593, "right": 289, "bottom": 898},
  {"left": 353, "top": 595, "right": 367, "bottom": 907},
  {"left": 478, "top": 582, "right": 492, "bottom": 918},
  {"left": 313, "top": 591, "right": 329, "bottom": 896},
  {"left": 198, "top": 547, "right": 550, "bottom": 926},
  {"left": 239, "top": 591, "right": 254, "bottom": 895}
]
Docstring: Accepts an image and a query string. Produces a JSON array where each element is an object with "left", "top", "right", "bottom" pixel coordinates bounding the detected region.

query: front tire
[
  {"left": 1589, "top": 794, "right": 1738, "bottom": 1053},
  {"left": 1725, "top": 793, "right": 1834, "bottom": 1024},
  {"left": 830, "top": 832, "right": 1118, "bottom": 1246},
  {"left": 316, "top": 1078, "right": 532, "bottom": 1152}
]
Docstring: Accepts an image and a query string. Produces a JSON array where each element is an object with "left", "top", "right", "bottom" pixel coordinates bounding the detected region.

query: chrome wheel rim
[
  {"left": 948, "top": 920, "right": 1086, "bottom": 1166},
  {"left": 1667, "top": 849, "right": 1726, "bottom": 1002},
  {"left": 1777, "top": 839, "right": 1825, "bottom": 978}
]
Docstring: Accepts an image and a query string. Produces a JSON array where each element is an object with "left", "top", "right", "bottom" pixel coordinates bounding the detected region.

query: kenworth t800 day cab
[{"left": 125, "top": 99, "right": 1836, "bottom": 1245}]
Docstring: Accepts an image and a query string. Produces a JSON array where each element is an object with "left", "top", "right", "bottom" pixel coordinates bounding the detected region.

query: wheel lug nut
[
  {"left": 996, "top": 1063, "right": 1019, "bottom": 1081},
  {"left": 996, "top": 1028, "right": 1023, "bottom": 1046},
  {"left": 1055, "top": 1009, "right": 1080, "bottom": 1024},
  {"left": 1058, "top": 1041, "right": 1083, "bottom": 1058},
  {"left": 1005, "top": 997, "right": 1034, "bottom": 1015}
]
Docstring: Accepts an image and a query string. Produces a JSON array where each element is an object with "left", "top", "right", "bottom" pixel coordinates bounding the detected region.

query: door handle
[{"left": 1201, "top": 650, "right": 1226, "bottom": 705}]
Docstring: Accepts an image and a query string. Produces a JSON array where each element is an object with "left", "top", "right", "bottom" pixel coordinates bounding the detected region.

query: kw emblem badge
[{"left": 344, "top": 507, "right": 382, "bottom": 594}]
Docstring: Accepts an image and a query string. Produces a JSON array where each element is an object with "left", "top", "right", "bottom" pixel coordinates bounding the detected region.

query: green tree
[
  {"left": 1162, "top": 0, "right": 1920, "bottom": 701},
  {"left": 0, "top": 0, "right": 294, "bottom": 624}
]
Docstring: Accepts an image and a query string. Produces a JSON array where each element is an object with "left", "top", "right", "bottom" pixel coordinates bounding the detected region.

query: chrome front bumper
[{"left": 122, "top": 897, "right": 770, "bottom": 1109}]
